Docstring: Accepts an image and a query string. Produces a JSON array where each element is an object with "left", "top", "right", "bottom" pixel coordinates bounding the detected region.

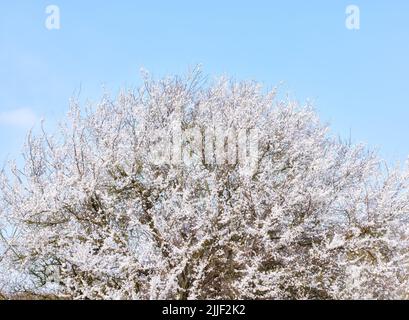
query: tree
[{"left": 1, "top": 69, "right": 409, "bottom": 299}]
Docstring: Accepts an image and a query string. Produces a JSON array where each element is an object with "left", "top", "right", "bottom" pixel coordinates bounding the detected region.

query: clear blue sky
[{"left": 1, "top": 1, "right": 409, "bottom": 165}]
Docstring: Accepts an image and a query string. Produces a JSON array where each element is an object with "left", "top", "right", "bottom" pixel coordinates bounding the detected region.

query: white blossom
[{"left": 1, "top": 69, "right": 409, "bottom": 299}]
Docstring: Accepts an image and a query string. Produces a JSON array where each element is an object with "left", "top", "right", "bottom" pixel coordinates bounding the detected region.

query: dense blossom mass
[{"left": 1, "top": 70, "right": 409, "bottom": 299}]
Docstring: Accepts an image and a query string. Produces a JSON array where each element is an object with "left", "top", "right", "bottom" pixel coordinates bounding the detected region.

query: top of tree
[{"left": 1, "top": 68, "right": 409, "bottom": 299}]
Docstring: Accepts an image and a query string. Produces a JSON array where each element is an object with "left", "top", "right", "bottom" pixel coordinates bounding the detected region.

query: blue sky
[{"left": 1, "top": 1, "right": 408, "bottom": 165}]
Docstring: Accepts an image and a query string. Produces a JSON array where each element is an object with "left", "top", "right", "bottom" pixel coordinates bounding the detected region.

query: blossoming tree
[{"left": 1, "top": 70, "right": 409, "bottom": 299}]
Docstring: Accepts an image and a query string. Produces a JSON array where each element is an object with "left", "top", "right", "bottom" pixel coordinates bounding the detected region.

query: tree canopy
[{"left": 1, "top": 70, "right": 409, "bottom": 299}]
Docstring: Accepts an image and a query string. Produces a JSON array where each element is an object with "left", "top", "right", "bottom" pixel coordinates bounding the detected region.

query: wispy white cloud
[{"left": 0, "top": 108, "right": 38, "bottom": 128}]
